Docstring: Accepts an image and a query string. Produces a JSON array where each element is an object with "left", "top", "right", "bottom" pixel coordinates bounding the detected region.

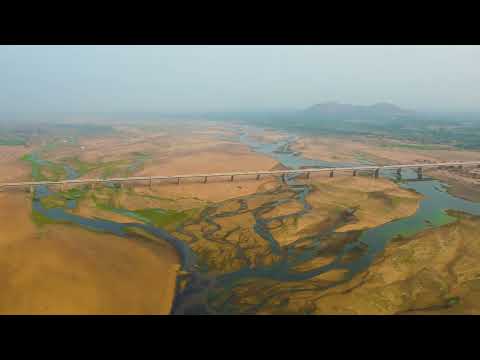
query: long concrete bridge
[{"left": 1, "top": 161, "right": 479, "bottom": 193}]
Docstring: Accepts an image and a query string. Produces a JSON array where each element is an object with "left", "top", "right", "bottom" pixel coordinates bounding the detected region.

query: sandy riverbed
[{"left": 0, "top": 192, "right": 179, "bottom": 314}]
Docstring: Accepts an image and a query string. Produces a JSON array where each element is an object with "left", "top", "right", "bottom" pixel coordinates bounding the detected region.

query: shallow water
[
  {"left": 26, "top": 127, "right": 480, "bottom": 314},
  {"left": 28, "top": 156, "right": 196, "bottom": 271},
  {"left": 231, "top": 130, "right": 480, "bottom": 283}
]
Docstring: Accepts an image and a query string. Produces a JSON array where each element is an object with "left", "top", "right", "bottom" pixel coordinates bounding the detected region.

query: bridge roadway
[{"left": 1, "top": 161, "right": 480, "bottom": 192}]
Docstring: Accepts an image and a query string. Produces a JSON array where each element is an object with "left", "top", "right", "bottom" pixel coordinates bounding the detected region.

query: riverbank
[
  {"left": 195, "top": 127, "right": 480, "bottom": 314},
  {"left": 314, "top": 210, "right": 480, "bottom": 314},
  {"left": 290, "top": 134, "right": 480, "bottom": 166},
  {"left": 0, "top": 192, "right": 180, "bottom": 314},
  {"left": 424, "top": 168, "right": 480, "bottom": 202},
  {"left": 8, "top": 121, "right": 480, "bottom": 314}
]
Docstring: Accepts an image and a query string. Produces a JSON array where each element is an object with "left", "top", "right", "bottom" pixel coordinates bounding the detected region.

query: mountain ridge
[{"left": 304, "top": 102, "right": 415, "bottom": 122}]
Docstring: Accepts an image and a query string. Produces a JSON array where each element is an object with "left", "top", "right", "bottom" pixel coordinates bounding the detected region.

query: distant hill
[{"left": 304, "top": 102, "right": 415, "bottom": 122}]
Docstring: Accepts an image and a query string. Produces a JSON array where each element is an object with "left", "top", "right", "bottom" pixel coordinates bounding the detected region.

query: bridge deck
[{"left": 0, "top": 161, "right": 479, "bottom": 188}]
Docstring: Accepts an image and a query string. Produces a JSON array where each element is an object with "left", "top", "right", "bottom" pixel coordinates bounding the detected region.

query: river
[{"left": 27, "top": 127, "right": 480, "bottom": 314}]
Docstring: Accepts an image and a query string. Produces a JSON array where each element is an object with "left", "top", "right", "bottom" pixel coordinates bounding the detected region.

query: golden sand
[
  {"left": 291, "top": 256, "right": 336, "bottom": 272},
  {"left": 268, "top": 176, "right": 422, "bottom": 247},
  {"left": 0, "top": 145, "right": 31, "bottom": 182},
  {"left": 308, "top": 212, "right": 480, "bottom": 314},
  {"left": 0, "top": 193, "right": 180, "bottom": 314},
  {"left": 292, "top": 135, "right": 480, "bottom": 165},
  {"left": 307, "top": 176, "right": 421, "bottom": 232},
  {"left": 424, "top": 168, "right": 480, "bottom": 202},
  {"left": 138, "top": 142, "right": 277, "bottom": 175}
]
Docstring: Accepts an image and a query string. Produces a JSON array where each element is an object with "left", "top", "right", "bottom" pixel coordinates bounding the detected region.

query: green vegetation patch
[
  {"left": 89, "top": 186, "right": 121, "bottom": 209},
  {"left": 21, "top": 154, "right": 45, "bottom": 181},
  {"left": 21, "top": 153, "right": 67, "bottom": 181},
  {"left": 94, "top": 199, "right": 199, "bottom": 231},
  {"left": 101, "top": 159, "right": 131, "bottom": 178},
  {"left": 354, "top": 152, "right": 375, "bottom": 165},
  {"left": 39, "top": 187, "right": 88, "bottom": 209},
  {"left": 446, "top": 296, "right": 460, "bottom": 307},
  {"left": 131, "top": 151, "right": 150, "bottom": 158},
  {"left": 40, "top": 195, "right": 67, "bottom": 209},
  {"left": 61, "top": 156, "right": 99, "bottom": 177},
  {"left": 59, "top": 156, "right": 131, "bottom": 178},
  {"left": 31, "top": 209, "right": 66, "bottom": 226},
  {"left": 130, "top": 208, "right": 199, "bottom": 230},
  {"left": 42, "top": 164, "right": 67, "bottom": 181},
  {"left": 62, "top": 187, "right": 89, "bottom": 200}
]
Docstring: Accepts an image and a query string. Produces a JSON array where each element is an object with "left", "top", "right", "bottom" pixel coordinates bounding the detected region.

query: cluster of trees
[{"left": 226, "top": 108, "right": 480, "bottom": 150}]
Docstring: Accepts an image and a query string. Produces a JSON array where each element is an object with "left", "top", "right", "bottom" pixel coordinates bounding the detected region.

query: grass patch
[
  {"left": 59, "top": 156, "right": 131, "bottom": 178},
  {"left": 130, "top": 208, "right": 199, "bottom": 229},
  {"left": 131, "top": 151, "right": 150, "bottom": 158},
  {"left": 101, "top": 160, "right": 130, "bottom": 178},
  {"left": 60, "top": 187, "right": 88, "bottom": 200},
  {"left": 39, "top": 187, "right": 89, "bottom": 209},
  {"left": 31, "top": 209, "right": 65, "bottom": 226},
  {"left": 21, "top": 153, "right": 67, "bottom": 181},
  {"left": 90, "top": 187, "right": 122, "bottom": 209},
  {"left": 42, "top": 163, "right": 67, "bottom": 181},
  {"left": 21, "top": 154, "right": 47, "bottom": 181},
  {"left": 446, "top": 296, "right": 460, "bottom": 307},
  {"left": 87, "top": 186, "right": 202, "bottom": 230},
  {"left": 354, "top": 152, "right": 375, "bottom": 165},
  {"left": 40, "top": 195, "right": 67, "bottom": 209},
  {"left": 61, "top": 156, "right": 99, "bottom": 177}
]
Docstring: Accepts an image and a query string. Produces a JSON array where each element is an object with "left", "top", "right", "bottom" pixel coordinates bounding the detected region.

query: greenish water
[
  {"left": 342, "top": 179, "right": 480, "bottom": 277},
  {"left": 21, "top": 152, "right": 73, "bottom": 181},
  {"left": 23, "top": 127, "right": 480, "bottom": 314},
  {"left": 233, "top": 128, "right": 480, "bottom": 282}
]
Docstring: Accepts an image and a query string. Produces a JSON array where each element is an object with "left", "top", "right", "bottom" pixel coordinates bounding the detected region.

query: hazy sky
[{"left": 1, "top": 45, "right": 479, "bottom": 113}]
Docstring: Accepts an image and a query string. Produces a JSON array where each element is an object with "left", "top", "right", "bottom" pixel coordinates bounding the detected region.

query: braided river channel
[{"left": 29, "top": 128, "right": 480, "bottom": 314}]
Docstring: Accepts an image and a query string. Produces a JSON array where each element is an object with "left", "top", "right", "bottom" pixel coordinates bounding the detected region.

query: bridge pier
[
  {"left": 417, "top": 167, "right": 423, "bottom": 180},
  {"left": 4, "top": 162, "right": 480, "bottom": 193}
]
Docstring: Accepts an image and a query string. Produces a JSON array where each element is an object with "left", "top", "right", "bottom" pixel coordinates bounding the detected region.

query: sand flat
[
  {"left": 307, "top": 177, "right": 422, "bottom": 232},
  {"left": 309, "top": 212, "right": 480, "bottom": 314},
  {"left": 0, "top": 193, "right": 180, "bottom": 314},
  {"left": 0, "top": 145, "right": 32, "bottom": 182},
  {"left": 292, "top": 135, "right": 480, "bottom": 165}
]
